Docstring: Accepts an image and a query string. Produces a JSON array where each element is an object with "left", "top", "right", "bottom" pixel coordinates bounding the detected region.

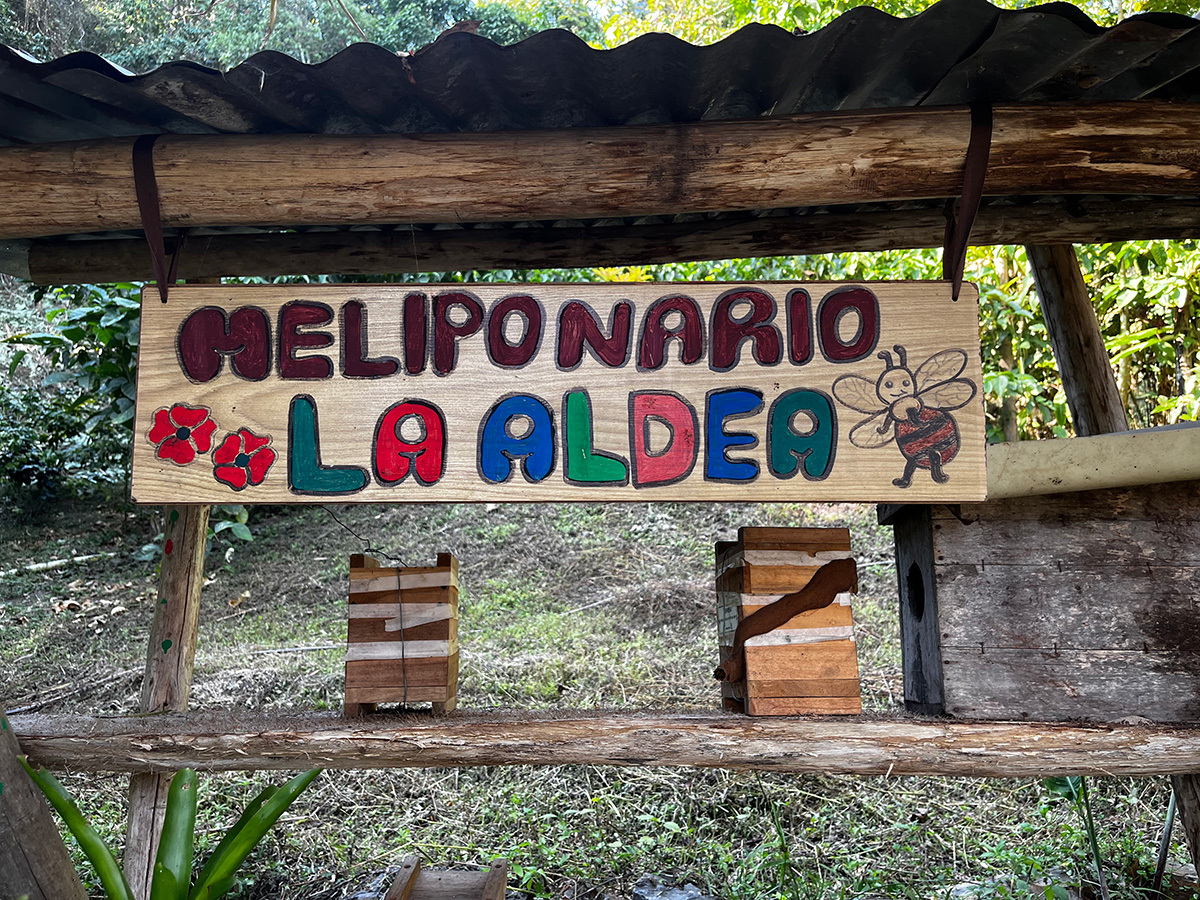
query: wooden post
[
  {"left": 1025, "top": 244, "right": 1128, "bottom": 437},
  {"left": 1172, "top": 776, "right": 1200, "bottom": 873},
  {"left": 0, "top": 709, "right": 87, "bottom": 900},
  {"left": 1025, "top": 245, "right": 1200, "bottom": 868},
  {"left": 124, "top": 504, "right": 209, "bottom": 900}
]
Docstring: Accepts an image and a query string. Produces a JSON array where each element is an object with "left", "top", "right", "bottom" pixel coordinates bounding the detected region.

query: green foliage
[
  {"left": 0, "top": 384, "right": 92, "bottom": 501},
  {"left": 2, "top": 283, "right": 140, "bottom": 492},
  {"left": 1043, "top": 777, "right": 1110, "bottom": 900},
  {"left": 1, "top": 0, "right": 601, "bottom": 71},
  {"left": 10, "top": 283, "right": 141, "bottom": 437},
  {"left": 18, "top": 760, "right": 321, "bottom": 900}
]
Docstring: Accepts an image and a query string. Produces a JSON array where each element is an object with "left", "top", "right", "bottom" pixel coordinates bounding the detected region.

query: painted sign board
[{"left": 131, "top": 283, "right": 985, "bottom": 504}]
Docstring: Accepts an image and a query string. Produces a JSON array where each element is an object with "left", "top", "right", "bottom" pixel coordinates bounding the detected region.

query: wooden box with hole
[
  {"left": 887, "top": 479, "right": 1200, "bottom": 722},
  {"left": 344, "top": 552, "right": 459, "bottom": 716},
  {"left": 715, "top": 527, "right": 862, "bottom": 715}
]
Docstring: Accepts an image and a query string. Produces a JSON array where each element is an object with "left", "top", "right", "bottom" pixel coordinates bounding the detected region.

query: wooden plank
[
  {"left": 745, "top": 678, "right": 862, "bottom": 699},
  {"left": 410, "top": 866, "right": 508, "bottom": 900},
  {"left": 986, "top": 426, "right": 1200, "bottom": 500},
  {"left": 738, "top": 601, "right": 854, "bottom": 631},
  {"left": 349, "top": 587, "right": 458, "bottom": 606},
  {"left": 18, "top": 196, "right": 1200, "bottom": 285},
  {"left": 0, "top": 709, "right": 87, "bottom": 900},
  {"left": 2, "top": 103, "right": 1199, "bottom": 241},
  {"left": 737, "top": 527, "right": 852, "bottom": 551},
  {"left": 1026, "top": 243, "right": 1129, "bottom": 438},
  {"left": 936, "top": 564, "right": 1200, "bottom": 651},
  {"left": 351, "top": 568, "right": 459, "bottom": 593},
  {"left": 941, "top": 649, "right": 1200, "bottom": 722},
  {"left": 130, "top": 282, "right": 987, "bottom": 505},
  {"left": 721, "top": 565, "right": 824, "bottom": 594},
  {"left": 746, "top": 696, "right": 863, "bottom": 715},
  {"left": 125, "top": 503, "right": 208, "bottom": 900},
  {"left": 348, "top": 602, "right": 454, "bottom": 626},
  {"left": 16, "top": 710, "right": 1200, "bottom": 778},
  {"left": 744, "top": 641, "right": 860, "bottom": 682},
  {"left": 348, "top": 617, "right": 455, "bottom": 644},
  {"left": 479, "top": 860, "right": 509, "bottom": 900},
  {"left": 345, "top": 685, "right": 452, "bottom": 705},
  {"left": 938, "top": 478, "right": 1200, "bottom": 526},
  {"left": 345, "top": 641, "right": 455, "bottom": 661},
  {"left": 385, "top": 855, "right": 420, "bottom": 900},
  {"left": 344, "top": 656, "right": 455, "bottom": 691}
]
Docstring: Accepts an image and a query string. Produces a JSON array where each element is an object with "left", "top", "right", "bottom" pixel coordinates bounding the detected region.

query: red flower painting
[
  {"left": 147, "top": 404, "right": 217, "bottom": 465},
  {"left": 212, "top": 428, "right": 276, "bottom": 490}
]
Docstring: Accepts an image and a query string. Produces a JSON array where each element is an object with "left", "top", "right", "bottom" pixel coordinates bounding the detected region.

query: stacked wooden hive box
[
  {"left": 716, "top": 527, "right": 862, "bottom": 715},
  {"left": 344, "top": 552, "right": 459, "bottom": 716}
]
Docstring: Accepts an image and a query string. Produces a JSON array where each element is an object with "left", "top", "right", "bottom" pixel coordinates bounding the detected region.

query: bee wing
[
  {"left": 850, "top": 412, "right": 896, "bottom": 449},
  {"left": 833, "top": 374, "right": 884, "bottom": 414},
  {"left": 914, "top": 349, "right": 968, "bottom": 393},
  {"left": 921, "top": 378, "right": 977, "bottom": 411}
]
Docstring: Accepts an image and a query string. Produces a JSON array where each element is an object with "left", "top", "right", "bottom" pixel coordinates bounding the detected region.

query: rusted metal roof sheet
[{"left": 1, "top": 0, "right": 1198, "bottom": 147}]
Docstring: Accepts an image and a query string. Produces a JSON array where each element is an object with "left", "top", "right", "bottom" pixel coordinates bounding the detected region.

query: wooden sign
[{"left": 131, "top": 283, "right": 985, "bottom": 503}]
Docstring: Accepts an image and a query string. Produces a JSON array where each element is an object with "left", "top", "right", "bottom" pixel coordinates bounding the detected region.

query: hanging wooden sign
[{"left": 131, "top": 283, "right": 985, "bottom": 504}]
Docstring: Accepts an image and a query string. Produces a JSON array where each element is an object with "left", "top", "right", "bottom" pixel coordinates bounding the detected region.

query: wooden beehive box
[
  {"left": 890, "top": 479, "right": 1200, "bottom": 721},
  {"left": 716, "top": 527, "right": 862, "bottom": 716},
  {"left": 344, "top": 552, "right": 458, "bottom": 716}
]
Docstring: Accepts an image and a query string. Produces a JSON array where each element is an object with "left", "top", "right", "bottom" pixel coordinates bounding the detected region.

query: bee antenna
[
  {"left": 893, "top": 345, "right": 907, "bottom": 367},
  {"left": 877, "top": 350, "right": 893, "bottom": 368}
]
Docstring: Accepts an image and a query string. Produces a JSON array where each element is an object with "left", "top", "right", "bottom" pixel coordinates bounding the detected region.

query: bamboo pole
[{"left": 0, "top": 102, "right": 1198, "bottom": 241}]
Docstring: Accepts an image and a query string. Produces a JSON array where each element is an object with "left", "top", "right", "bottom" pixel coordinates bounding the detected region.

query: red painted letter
[
  {"left": 341, "top": 301, "right": 398, "bottom": 378},
  {"left": 817, "top": 287, "right": 879, "bottom": 363},
  {"left": 629, "top": 391, "right": 698, "bottom": 487},
  {"left": 487, "top": 294, "right": 543, "bottom": 367},
  {"left": 638, "top": 295, "right": 705, "bottom": 370},
  {"left": 557, "top": 300, "right": 632, "bottom": 369},
  {"left": 374, "top": 400, "right": 446, "bottom": 486},
  {"left": 710, "top": 288, "right": 781, "bottom": 371}
]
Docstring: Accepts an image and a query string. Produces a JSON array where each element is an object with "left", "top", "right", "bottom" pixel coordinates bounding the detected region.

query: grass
[{"left": 0, "top": 493, "right": 1192, "bottom": 899}]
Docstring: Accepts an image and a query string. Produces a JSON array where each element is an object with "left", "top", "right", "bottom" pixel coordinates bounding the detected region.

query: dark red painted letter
[
  {"left": 433, "top": 291, "right": 484, "bottom": 375},
  {"left": 177, "top": 306, "right": 270, "bottom": 382},
  {"left": 279, "top": 301, "right": 334, "bottom": 380}
]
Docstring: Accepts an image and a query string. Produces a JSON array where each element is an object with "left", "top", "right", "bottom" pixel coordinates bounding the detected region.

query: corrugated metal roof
[{"left": 1, "top": 0, "right": 1198, "bottom": 147}]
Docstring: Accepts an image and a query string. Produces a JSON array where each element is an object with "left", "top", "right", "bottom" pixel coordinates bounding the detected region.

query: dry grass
[{"left": 0, "top": 496, "right": 1188, "bottom": 899}]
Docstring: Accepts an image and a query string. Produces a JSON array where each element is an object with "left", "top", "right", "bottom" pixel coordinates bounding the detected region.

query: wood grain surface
[
  {"left": 14, "top": 710, "right": 1200, "bottom": 777},
  {"left": 2, "top": 103, "right": 1199, "bottom": 241},
  {"left": 131, "top": 283, "right": 985, "bottom": 503}
]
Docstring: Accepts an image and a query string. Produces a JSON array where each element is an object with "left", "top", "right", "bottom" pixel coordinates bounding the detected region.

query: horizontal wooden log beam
[
  {"left": 987, "top": 425, "right": 1200, "bottom": 500},
  {"left": 12, "top": 196, "right": 1200, "bottom": 283},
  {"left": 1, "top": 102, "right": 1198, "bottom": 242},
  {"left": 12, "top": 710, "right": 1200, "bottom": 777}
]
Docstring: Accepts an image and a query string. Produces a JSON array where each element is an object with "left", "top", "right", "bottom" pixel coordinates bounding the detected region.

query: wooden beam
[
  {"left": 12, "top": 710, "right": 1200, "bottom": 778},
  {"left": 124, "top": 504, "right": 209, "bottom": 900},
  {"left": 15, "top": 196, "right": 1200, "bottom": 284},
  {"left": 1026, "top": 243, "right": 1129, "bottom": 437},
  {"left": 0, "top": 708, "right": 87, "bottom": 900},
  {"left": 1, "top": 102, "right": 1198, "bottom": 241},
  {"left": 986, "top": 425, "right": 1200, "bottom": 500}
]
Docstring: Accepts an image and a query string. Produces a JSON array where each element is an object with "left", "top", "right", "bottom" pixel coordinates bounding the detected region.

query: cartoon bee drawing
[{"left": 832, "top": 345, "right": 977, "bottom": 488}]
